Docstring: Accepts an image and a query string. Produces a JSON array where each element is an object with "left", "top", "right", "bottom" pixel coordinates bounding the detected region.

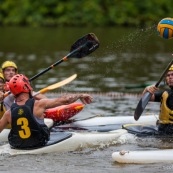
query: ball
[{"left": 157, "top": 17, "right": 173, "bottom": 39}]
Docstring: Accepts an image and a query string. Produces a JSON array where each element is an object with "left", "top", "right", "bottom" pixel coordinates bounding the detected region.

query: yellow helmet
[
  {"left": 169, "top": 64, "right": 173, "bottom": 71},
  {"left": 1, "top": 61, "right": 18, "bottom": 72}
]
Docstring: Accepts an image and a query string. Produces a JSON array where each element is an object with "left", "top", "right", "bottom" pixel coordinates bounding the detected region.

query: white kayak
[
  {"left": 0, "top": 114, "right": 158, "bottom": 156},
  {"left": 63, "top": 114, "right": 158, "bottom": 127},
  {"left": 112, "top": 149, "right": 173, "bottom": 163},
  {"left": 0, "top": 129, "right": 127, "bottom": 155}
]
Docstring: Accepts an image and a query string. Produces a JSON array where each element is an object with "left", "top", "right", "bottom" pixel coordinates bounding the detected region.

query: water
[{"left": 0, "top": 26, "right": 173, "bottom": 172}]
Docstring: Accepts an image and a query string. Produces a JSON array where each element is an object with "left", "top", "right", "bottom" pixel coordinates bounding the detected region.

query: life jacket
[
  {"left": 159, "top": 91, "right": 173, "bottom": 124},
  {"left": 0, "top": 102, "right": 11, "bottom": 128},
  {"left": 8, "top": 98, "right": 50, "bottom": 149},
  {"left": 0, "top": 102, "right": 5, "bottom": 118},
  {"left": 0, "top": 102, "right": 11, "bottom": 129}
]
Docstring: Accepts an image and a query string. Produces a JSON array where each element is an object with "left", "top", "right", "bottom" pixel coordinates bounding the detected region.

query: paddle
[
  {"left": 29, "top": 33, "right": 99, "bottom": 81},
  {"left": 4, "top": 74, "right": 77, "bottom": 98},
  {"left": 134, "top": 58, "right": 173, "bottom": 121},
  {"left": 33, "top": 74, "right": 77, "bottom": 96},
  {"left": 4, "top": 33, "right": 99, "bottom": 97}
]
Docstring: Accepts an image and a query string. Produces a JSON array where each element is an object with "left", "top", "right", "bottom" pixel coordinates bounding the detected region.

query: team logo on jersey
[{"left": 18, "top": 108, "right": 24, "bottom": 115}]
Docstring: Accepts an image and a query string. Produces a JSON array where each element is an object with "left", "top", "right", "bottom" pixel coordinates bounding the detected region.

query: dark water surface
[
  {"left": 0, "top": 26, "right": 173, "bottom": 93},
  {"left": 0, "top": 26, "right": 173, "bottom": 172}
]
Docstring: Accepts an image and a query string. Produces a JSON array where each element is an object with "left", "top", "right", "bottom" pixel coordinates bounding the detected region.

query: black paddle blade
[
  {"left": 70, "top": 33, "right": 99, "bottom": 58},
  {"left": 134, "top": 92, "right": 152, "bottom": 121}
]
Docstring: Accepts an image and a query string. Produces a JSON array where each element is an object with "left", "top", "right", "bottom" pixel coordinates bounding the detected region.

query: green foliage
[{"left": 0, "top": 0, "right": 173, "bottom": 27}]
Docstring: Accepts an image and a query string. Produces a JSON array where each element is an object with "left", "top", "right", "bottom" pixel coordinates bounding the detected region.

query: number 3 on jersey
[{"left": 17, "top": 117, "right": 31, "bottom": 138}]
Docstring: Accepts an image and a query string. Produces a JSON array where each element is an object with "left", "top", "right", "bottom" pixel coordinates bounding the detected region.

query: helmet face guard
[{"left": 8, "top": 74, "right": 32, "bottom": 96}]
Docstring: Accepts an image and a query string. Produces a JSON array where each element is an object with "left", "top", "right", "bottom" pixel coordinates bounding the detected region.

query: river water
[{"left": 0, "top": 26, "right": 173, "bottom": 172}]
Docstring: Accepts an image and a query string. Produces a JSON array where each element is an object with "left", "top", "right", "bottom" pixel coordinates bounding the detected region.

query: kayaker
[
  {"left": 0, "top": 74, "right": 93, "bottom": 149},
  {"left": 0, "top": 72, "right": 5, "bottom": 119},
  {"left": 0, "top": 61, "right": 47, "bottom": 111},
  {"left": 0, "top": 71, "right": 5, "bottom": 92},
  {"left": 142, "top": 64, "right": 173, "bottom": 135},
  {"left": 1, "top": 61, "right": 18, "bottom": 111},
  {"left": 1, "top": 61, "right": 18, "bottom": 82}
]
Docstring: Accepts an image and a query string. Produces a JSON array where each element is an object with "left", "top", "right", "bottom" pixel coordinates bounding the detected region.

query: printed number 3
[{"left": 17, "top": 118, "right": 31, "bottom": 139}]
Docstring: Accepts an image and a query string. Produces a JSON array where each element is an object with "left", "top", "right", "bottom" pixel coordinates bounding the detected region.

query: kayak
[
  {"left": 0, "top": 114, "right": 159, "bottom": 155},
  {"left": 122, "top": 124, "right": 159, "bottom": 137},
  {"left": 122, "top": 123, "right": 173, "bottom": 139},
  {"left": 112, "top": 123, "right": 173, "bottom": 164},
  {"left": 0, "top": 129, "right": 127, "bottom": 155},
  {"left": 0, "top": 114, "right": 158, "bottom": 142},
  {"left": 112, "top": 149, "right": 173, "bottom": 163},
  {"left": 68, "top": 114, "right": 158, "bottom": 126},
  {"left": 44, "top": 102, "right": 84, "bottom": 122},
  {"left": 57, "top": 114, "right": 158, "bottom": 131}
]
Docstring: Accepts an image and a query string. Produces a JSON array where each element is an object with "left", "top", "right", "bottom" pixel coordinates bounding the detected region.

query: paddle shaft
[
  {"left": 29, "top": 46, "right": 81, "bottom": 82},
  {"left": 29, "top": 58, "right": 66, "bottom": 82}
]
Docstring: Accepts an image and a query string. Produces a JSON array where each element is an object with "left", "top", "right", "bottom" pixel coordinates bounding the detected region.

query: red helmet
[{"left": 8, "top": 74, "right": 32, "bottom": 96}]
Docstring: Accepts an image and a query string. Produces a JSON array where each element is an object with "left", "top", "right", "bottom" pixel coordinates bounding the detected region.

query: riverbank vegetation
[{"left": 0, "top": 0, "right": 173, "bottom": 27}]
